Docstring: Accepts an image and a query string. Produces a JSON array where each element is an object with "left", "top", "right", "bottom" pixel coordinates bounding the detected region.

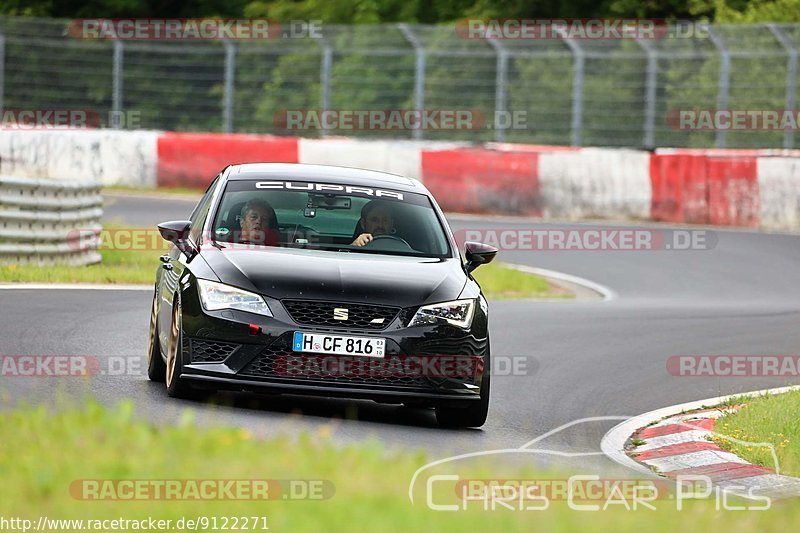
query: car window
[
  {"left": 188, "top": 177, "right": 218, "bottom": 243},
  {"left": 210, "top": 180, "right": 451, "bottom": 258}
]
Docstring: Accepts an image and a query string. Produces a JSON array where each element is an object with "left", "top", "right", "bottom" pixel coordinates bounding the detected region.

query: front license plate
[{"left": 292, "top": 332, "right": 385, "bottom": 358}]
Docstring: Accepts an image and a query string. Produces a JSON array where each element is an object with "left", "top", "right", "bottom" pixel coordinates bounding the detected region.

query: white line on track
[
  {"left": 0, "top": 266, "right": 615, "bottom": 300},
  {"left": 505, "top": 263, "right": 617, "bottom": 301},
  {"left": 0, "top": 284, "right": 151, "bottom": 291}
]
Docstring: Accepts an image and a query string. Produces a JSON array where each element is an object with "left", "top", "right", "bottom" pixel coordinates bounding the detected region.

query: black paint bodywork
[{"left": 153, "top": 164, "right": 490, "bottom": 405}]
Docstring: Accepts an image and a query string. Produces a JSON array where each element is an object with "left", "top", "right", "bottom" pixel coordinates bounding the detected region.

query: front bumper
[{"left": 177, "top": 287, "right": 489, "bottom": 405}]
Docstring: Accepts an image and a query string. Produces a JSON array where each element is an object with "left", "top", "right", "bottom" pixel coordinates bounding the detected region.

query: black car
[{"left": 147, "top": 163, "right": 497, "bottom": 427}]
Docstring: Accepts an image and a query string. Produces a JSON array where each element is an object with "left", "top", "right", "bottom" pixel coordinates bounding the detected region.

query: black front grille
[
  {"left": 415, "top": 336, "right": 488, "bottom": 356},
  {"left": 189, "top": 339, "right": 241, "bottom": 363},
  {"left": 282, "top": 300, "right": 400, "bottom": 330},
  {"left": 239, "top": 334, "right": 452, "bottom": 388}
]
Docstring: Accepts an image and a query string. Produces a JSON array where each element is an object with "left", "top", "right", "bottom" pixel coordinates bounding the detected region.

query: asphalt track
[{"left": 3, "top": 193, "right": 800, "bottom": 476}]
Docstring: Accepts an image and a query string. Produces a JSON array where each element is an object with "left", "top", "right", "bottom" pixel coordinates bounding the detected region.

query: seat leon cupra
[{"left": 147, "top": 163, "right": 497, "bottom": 427}]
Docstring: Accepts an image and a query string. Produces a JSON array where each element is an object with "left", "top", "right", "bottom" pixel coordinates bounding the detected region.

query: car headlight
[
  {"left": 197, "top": 280, "right": 273, "bottom": 317},
  {"left": 408, "top": 299, "right": 475, "bottom": 329}
]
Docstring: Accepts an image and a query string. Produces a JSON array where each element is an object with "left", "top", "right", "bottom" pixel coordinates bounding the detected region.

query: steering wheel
[{"left": 364, "top": 234, "right": 414, "bottom": 250}]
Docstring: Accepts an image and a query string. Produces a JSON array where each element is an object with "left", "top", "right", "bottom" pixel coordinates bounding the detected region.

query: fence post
[
  {"left": 487, "top": 40, "right": 508, "bottom": 143},
  {"left": 111, "top": 41, "right": 124, "bottom": 129},
  {"left": 317, "top": 38, "right": 333, "bottom": 138},
  {"left": 707, "top": 27, "right": 730, "bottom": 148},
  {"left": 0, "top": 34, "right": 5, "bottom": 115},
  {"left": 768, "top": 23, "right": 797, "bottom": 149},
  {"left": 223, "top": 40, "right": 236, "bottom": 133},
  {"left": 636, "top": 38, "right": 657, "bottom": 149},
  {"left": 557, "top": 28, "right": 584, "bottom": 147},
  {"left": 398, "top": 23, "right": 426, "bottom": 140}
]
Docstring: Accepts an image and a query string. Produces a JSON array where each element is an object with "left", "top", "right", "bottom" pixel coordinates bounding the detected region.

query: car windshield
[{"left": 209, "top": 179, "right": 451, "bottom": 258}]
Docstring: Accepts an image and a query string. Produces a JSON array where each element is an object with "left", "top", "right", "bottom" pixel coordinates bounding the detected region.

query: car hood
[{"left": 200, "top": 245, "right": 467, "bottom": 308}]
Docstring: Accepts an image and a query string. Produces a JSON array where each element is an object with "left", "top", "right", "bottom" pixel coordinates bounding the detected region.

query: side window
[{"left": 188, "top": 177, "right": 219, "bottom": 243}]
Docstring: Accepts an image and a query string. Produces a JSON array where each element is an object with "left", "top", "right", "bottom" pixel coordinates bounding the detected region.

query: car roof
[{"left": 226, "top": 163, "right": 426, "bottom": 194}]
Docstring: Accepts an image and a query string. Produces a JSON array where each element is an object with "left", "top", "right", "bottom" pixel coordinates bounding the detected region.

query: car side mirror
[
  {"left": 158, "top": 220, "right": 195, "bottom": 258},
  {"left": 465, "top": 241, "right": 498, "bottom": 273}
]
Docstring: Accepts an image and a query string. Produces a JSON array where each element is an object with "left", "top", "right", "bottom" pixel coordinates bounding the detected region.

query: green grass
[
  {"left": 713, "top": 390, "right": 800, "bottom": 476},
  {"left": 104, "top": 185, "right": 203, "bottom": 197},
  {"left": 0, "top": 248, "right": 161, "bottom": 285},
  {"left": 1, "top": 400, "right": 799, "bottom": 532},
  {"left": 0, "top": 228, "right": 564, "bottom": 299},
  {"left": 473, "top": 261, "right": 571, "bottom": 300}
]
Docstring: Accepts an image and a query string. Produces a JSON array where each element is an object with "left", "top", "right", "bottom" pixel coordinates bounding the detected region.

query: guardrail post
[
  {"left": 398, "top": 24, "right": 426, "bottom": 140},
  {"left": 636, "top": 38, "right": 658, "bottom": 149},
  {"left": 768, "top": 23, "right": 797, "bottom": 149},
  {"left": 707, "top": 27, "right": 730, "bottom": 148},
  {"left": 557, "top": 28, "right": 585, "bottom": 147},
  {"left": 223, "top": 40, "right": 236, "bottom": 133},
  {"left": 111, "top": 40, "right": 124, "bottom": 129},
  {"left": 487, "top": 39, "right": 508, "bottom": 143}
]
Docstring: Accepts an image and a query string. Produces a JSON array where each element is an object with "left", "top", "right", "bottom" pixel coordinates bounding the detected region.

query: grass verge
[
  {"left": 0, "top": 248, "right": 160, "bottom": 285},
  {"left": 104, "top": 185, "right": 203, "bottom": 198},
  {"left": 713, "top": 390, "right": 800, "bottom": 476},
  {"left": 1, "top": 401, "right": 798, "bottom": 531},
  {"left": 0, "top": 227, "right": 566, "bottom": 299},
  {"left": 472, "top": 262, "right": 571, "bottom": 300}
]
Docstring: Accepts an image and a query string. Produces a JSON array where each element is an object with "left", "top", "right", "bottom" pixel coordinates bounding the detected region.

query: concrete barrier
[
  {"left": 757, "top": 157, "right": 800, "bottom": 231},
  {"left": 538, "top": 148, "right": 652, "bottom": 220},
  {"left": 420, "top": 146, "right": 540, "bottom": 214},
  {"left": 157, "top": 132, "right": 299, "bottom": 189},
  {"left": 0, "top": 129, "right": 158, "bottom": 187},
  {"left": 651, "top": 152, "right": 760, "bottom": 228},
  {"left": 298, "top": 138, "right": 437, "bottom": 181},
  {"left": 706, "top": 156, "right": 759, "bottom": 227},
  {"left": 1, "top": 128, "right": 799, "bottom": 232},
  {"left": 650, "top": 153, "right": 710, "bottom": 224}
]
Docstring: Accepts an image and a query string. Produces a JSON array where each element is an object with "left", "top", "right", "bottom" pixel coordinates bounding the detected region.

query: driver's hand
[{"left": 351, "top": 233, "right": 373, "bottom": 247}]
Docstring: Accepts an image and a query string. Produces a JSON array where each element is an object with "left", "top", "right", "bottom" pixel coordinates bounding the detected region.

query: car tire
[
  {"left": 147, "top": 293, "right": 167, "bottom": 382},
  {"left": 435, "top": 343, "right": 490, "bottom": 428},
  {"left": 165, "top": 295, "right": 199, "bottom": 399}
]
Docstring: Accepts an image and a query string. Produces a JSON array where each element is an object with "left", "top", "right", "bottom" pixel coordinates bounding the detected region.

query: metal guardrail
[{"left": 0, "top": 176, "right": 103, "bottom": 265}]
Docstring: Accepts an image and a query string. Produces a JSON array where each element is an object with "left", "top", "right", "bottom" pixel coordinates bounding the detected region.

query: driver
[
  {"left": 351, "top": 201, "right": 395, "bottom": 247},
  {"left": 237, "top": 199, "right": 279, "bottom": 245}
]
